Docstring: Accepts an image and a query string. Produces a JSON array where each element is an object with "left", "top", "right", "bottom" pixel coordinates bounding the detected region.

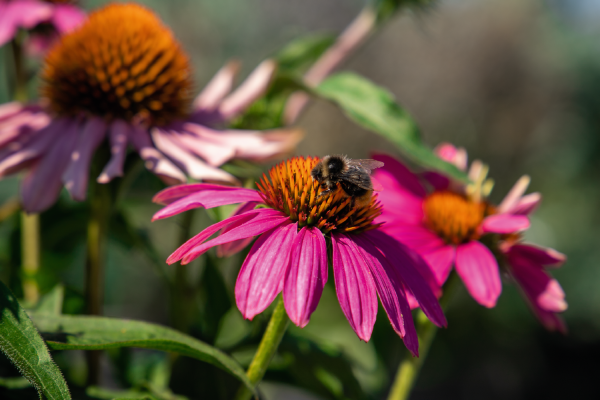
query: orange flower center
[
  {"left": 257, "top": 157, "right": 382, "bottom": 234},
  {"left": 423, "top": 191, "right": 493, "bottom": 245},
  {"left": 41, "top": 3, "right": 193, "bottom": 126}
]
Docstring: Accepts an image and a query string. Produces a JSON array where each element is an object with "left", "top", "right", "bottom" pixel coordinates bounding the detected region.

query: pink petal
[
  {"left": 481, "top": 214, "right": 529, "bottom": 234},
  {"left": 497, "top": 175, "right": 530, "bottom": 214},
  {"left": 455, "top": 241, "right": 502, "bottom": 308},
  {"left": 97, "top": 119, "right": 129, "bottom": 183},
  {"left": 283, "top": 227, "right": 328, "bottom": 328},
  {"left": 62, "top": 117, "right": 106, "bottom": 201},
  {"left": 372, "top": 153, "right": 426, "bottom": 198},
  {"left": 378, "top": 223, "right": 444, "bottom": 254},
  {"left": 152, "top": 187, "right": 262, "bottom": 221},
  {"left": 129, "top": 124, "right": 186, "bottom": 185},
  {"left": 507, "top": 243, "right": 566, "bottom": 268},
  {"left": 219, "top": 60, "right": 277, "bottom": 120},
  {"left": 50, "top": 4, "right": 86, "bottom": 33},
  {"left": 167, "top": 124, "right": 235, "bottom": 167},
  {"left": 434, "top": 142, "right": 467, "bottom": 171},
  {"left": 419, "top": 244, "right": 456, "bottom": 288},
  {"left": 21, "top": 120, "right": 79, "bottom": 213},
  {"left": 193, "top": 60, "right": 240, "bottom": 111},
  {"left": 0, "top": 118, "right": 66, "bottom": 177},
  {"left": 0, "top": 110, "right": 50, "bottom": 147},
  {"left": 235, "top": 222, "right": 296, "bottom": 320},
  {"left": 181, "top": 209, "right": 289, "bottom": 264},
  {"left": 362, "top": 230, "right": 446, "bottom": 328},
  {"left": 347, "top": 234, "right": 419, "bottom": 355},
  {"left": 153, "top": 183, "right": 241, "bottom": 205},
  {"left": 510, "top": 193, "right": 541, "bottom": 216},
  {"left": 0, "top": 102, "right": 24, "bottom": 123},
  {"left": 0, "top": 1, "right": 51, "bottom": 46},
  {"left": 151, "top": 128, "right": 238, "bottom": 184},
  {"left": 217, "top": 202, "right": 259, "bottom": 257},
  {"left": 331, "top": 233, "right": 378, "bottom": 342},
  {"left": 420, "top": 171, "right": 450, "bottom": 191}
]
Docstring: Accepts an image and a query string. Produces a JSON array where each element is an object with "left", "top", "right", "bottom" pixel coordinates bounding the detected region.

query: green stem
[
  {"left": 85, "top": 170, "right": 112, "bottom": 385},
  {"left": 20, "top": 213, "right": 40, "bottom": 306},
  {"left": 387, "top": 272, "right": 461, "bottom": 400},
  {"left": 171, "top": 210, "right": 195, "bottom": 333},
  {"left": 234, "top": 297, "right": 290, "bottom": 400}
]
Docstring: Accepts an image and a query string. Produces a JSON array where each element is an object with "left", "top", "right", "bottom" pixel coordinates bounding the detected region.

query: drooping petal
[
  {"left": 347, "top": 234, "right": 419, "bottom": 355},
  {"left": 0, "top": 110, "right": 50, "bottom": 147},
  {"left": 152, "top": 187, "right": 262, "bottom": 221},
  {"left": 21, "top": 120, "right": 79, "bottom": 213},
  {"left": 168, "top": 124, "right": 235, "bottom": 166},
  {"left": 0, "top": 102, "right": 24, "bottom": 123},
  {"left": 372, "top": 153, "right": 426, "bottom": 198},
  {"left": 0, "top": 1, "right": 52, "bottom": 46},
  {"left": 219, "top": 60, "right": 277, "bottom": 120},
  {"left": 97, "top": 119, "right": 129, "bottom": 183},
  {"left": 51, "top": 4, "right": 86, "bottom": 33},
  {"left": 0, "top": 118, "right": 66, "bottom": 178},
  {"left": 507, "top": 243, "right": 566, "bottom": 268},
  {"left": 497, "top": 175, "right": 530, "bottom": 214},
  {"left": 331, "top": 233, "right": 378, "bottom": 342},
  {"left": 152, "top": 183, "right": 243, "bottom": 205},
  {"left": 235, "top": 222, "right": 296, "bottom": 320},
  {"left": 510, "top": 193, "right": 541, "bottom": 216},
  {"left": 193, "top": 60, "right": 240, "bottom": 111},
  {"left": 481, "top": 214, "right": 530, "bottom": 234},
  {"left": 362, "top": 230, "right": 446, "bottom": 328},
  {"left": 217, "top": 202, "right": 260, "bottom": 257},
  {"left": 455, "top": 241, "right": 502, "bottom": 308},
  {"left": 419, "top": 244, "right": 456, "bottom": 287},
  {"left": 379, "top": 223, "right": 445, "bottom": 253},
  {"left": 129, "top": 124, "right": 186, "bottom": 185},
  {"left": 180, "top": 209, "right": 289, "bottom": 264},
  {"left": 283, "top": 227, "right": 328, "bottom": 327},
  {"left": 151, "top": 128, "right": 238, "bottom": 184},
  {"left": 62, "top": 117, "right": 106, "bottom": 201}
]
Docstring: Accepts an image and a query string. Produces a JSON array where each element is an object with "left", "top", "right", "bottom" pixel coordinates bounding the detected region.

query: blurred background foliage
[{"left": 1, "top": 0, "right": 599, "bottom": 399}]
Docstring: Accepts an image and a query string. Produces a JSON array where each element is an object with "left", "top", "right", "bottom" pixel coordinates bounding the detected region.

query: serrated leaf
[
  {"left": 314, "top": 72, "right": 468, "bottom": 182},
  {"left": 30, "top": 314, "right": 256, "bottom": 396},
  {"left": 0, "top": 281, "right": 71, "bottom": 400}
]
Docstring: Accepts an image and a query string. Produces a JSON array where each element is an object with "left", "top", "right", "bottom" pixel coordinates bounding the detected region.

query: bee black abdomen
[{"left": 340, "top": 180, "right": 369, "bottom": 197}]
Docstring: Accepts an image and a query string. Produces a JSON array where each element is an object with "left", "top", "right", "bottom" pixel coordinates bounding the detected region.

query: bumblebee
[{"left": 311, "top": 155, "right": 384, "bottom": 207}]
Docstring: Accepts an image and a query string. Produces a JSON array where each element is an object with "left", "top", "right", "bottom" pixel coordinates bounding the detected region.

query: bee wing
[
  {"left": 347, "top": 159, "right": 385, "bottom": 174},
  {"left": 339, "top": 168, "right": 375, "bottom": 191}
]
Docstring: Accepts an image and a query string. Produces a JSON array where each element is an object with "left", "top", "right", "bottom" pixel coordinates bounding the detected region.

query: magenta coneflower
[
  {"left": 372, "top": 145, "right": 567, "bottom": 330},
  {"left": 0, "top": 0, "right": 86, "bottom": 53},
  {"left": 0, "top": 3, "right": 301, "bottom": 213},
  {"left": 152, "top": 156, "right": 447, "bottom": 355}
]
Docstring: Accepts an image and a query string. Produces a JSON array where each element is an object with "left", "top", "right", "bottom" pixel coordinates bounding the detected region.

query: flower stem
[
  {"left": 387, "top": 272, "right": 461, "bottom": 400},
  {"left": 234, "top": 297, "right": 290, "bottom": 400},
  {"left": 171, "top": 210, "right": 195, "bottom": 333},
  {"left": 85, "top": 169, "right": 112, "bottom": 385}
]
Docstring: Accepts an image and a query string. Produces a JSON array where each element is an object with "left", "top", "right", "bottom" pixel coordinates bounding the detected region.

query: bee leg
[{"left": 317, "top": 188, "right": 332, "bottom": 199}]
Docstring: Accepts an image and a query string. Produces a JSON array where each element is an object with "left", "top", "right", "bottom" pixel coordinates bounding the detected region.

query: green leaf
[
  {"left": 34, "top": 284, "right": 64, "bottom": 316},
  {"left": 275, "top": 34, "right": 335, "bottom": 74},
  {"left": 30, "top": 314, "right": 256, "bottom": 396},
  {"left": 0, "top": 281, "right": 71, "bottom": 400},
  {"left": 0, "top": 376, "right": 32, "bottom": 389},
  {"left": 314, "top": 72, "right": 468, "bottom": 182}
]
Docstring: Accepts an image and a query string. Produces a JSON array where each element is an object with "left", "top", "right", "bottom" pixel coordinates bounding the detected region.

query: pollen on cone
[
  {"left": 257, "top": 156, "right": 382, "bottom": 233},
  {"left": 41, "top": 3, "right": 193, "bottom": 126}
]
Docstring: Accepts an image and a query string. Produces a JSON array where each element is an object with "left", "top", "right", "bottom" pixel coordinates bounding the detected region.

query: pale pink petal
[
  {"left": 97, "top": 119, "right": 129, "bottom": 183},
  {"left": 0, "top": 102, "right": 24, "bottom": 123},
  {"left": 193, "top": 60, "right": 240, "bottom": 111},
  {"left": 481, "top": 214, "right": 529, "bottom": 234},
  {"left": 497, "top": 175, "right": 530, "bottom": 214},
  {"left": 455, "top": 241, "right": 502, "bottom": 308},
  {"left": 507, "top": 243, "right": 565, "bottom": 268},
  {"left": 153, "top": 183, "right": 241, "bottom": 205},
  {"left": 62, "top": 117, "right": 106, "bottom": 201},
  {"left": 0, "top": 1, "right": 51, "bottom": 46},
  {"left": 151, "top": 128, "right": 238, "bottom": 184},
  {"left": 283, "top": 227, "right": 328, "bottom": 328},
  {"left": 129, "top": 124, "right": 186, "bottom": 185},
  {"left": 531, "top": 309, "right": 567, "bottom": 334},
  {"left": 434, "top": 142, "right": 467, "bottom": 171},
  {"left": 347, "top": 234, "right": 419, "bottom": 355},
  {"left": 0, "top": 110, "right": 50, "bottom": 147},
  {"left": 219, "top": 60, "right": 277, "bottom": 120},
  {"left": 362, "top": 230, "right": 446, "bottom": 327},
  {"left": 372, "top": 153, "right": 426, "bottom": 198},
  {"left": 0, "top": 3, "right": 17, "bottom": 47},
  {"left": 510, "top": 193, "right": 541, "bottom": 216},
  {"left": 419, "top": 244, "right": 456, "bottom": 287},
  {"left": 152, "top": 187, "right": 261, "bottom": 221},
  {"left": 331, "top": 233, "right": 378, "bottom": 342},
  {"left": 50, "top": 4, "right": 86, "bottom": 33},
  {"left": 0, "top": 118, "right": 66, "bottom": 177},
  {"left": 21, "top": 120, "right": 79, "bottom": 213},
  {"left": 181, "top": 209, "right": 289, "bottom": 264},
  {"left": 168, "top": 124, "right": 235, "bottom": 166},
  {"left": 235, "top": 222, "right": 296, "bottom": 320},
  {"left": 216, "top": 202, "right": 259, "bottom": 257}
]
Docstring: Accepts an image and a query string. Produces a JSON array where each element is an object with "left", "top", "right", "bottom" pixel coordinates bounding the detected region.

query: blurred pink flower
[
  {"left": 0, "top": 0, "right": 86, "bottom": 53},
  {"left": 373, "top": 145, "right": 567, "bottom": 330},
  {"left": 152, "top": 156, "right": 447, "bottom": 355},
  {"left": 0, "top": 3, "right": 301, "bottom": 213}
]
